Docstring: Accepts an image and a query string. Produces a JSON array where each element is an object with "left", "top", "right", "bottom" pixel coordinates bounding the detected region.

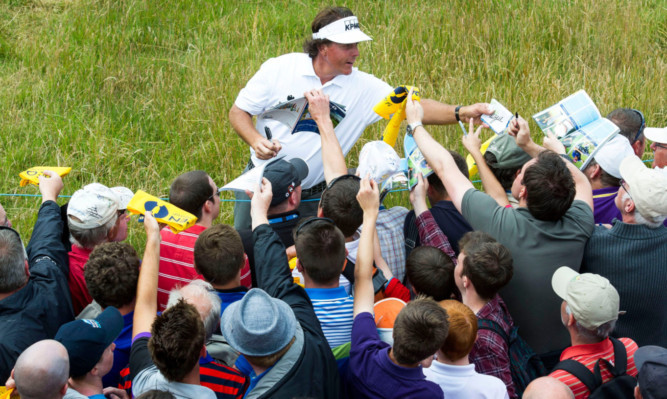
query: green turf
[{"left": 0, "top": 0, "right": 664, "bottom": 251}]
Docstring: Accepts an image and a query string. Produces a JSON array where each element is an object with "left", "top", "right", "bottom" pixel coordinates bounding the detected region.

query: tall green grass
[{"left": 0, "top": 0, "right": 664, "bottom": 249}]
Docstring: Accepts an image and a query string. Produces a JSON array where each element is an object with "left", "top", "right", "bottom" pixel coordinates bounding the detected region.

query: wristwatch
[{"left": 406, "top": 122, "right": 423, "bottom": 136}]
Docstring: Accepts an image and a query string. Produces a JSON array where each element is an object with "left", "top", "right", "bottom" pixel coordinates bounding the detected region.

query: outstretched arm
[
  {"left": 406, "top": 89, "right": 475, "bottom": 213},
  {"left": 421, "top": 99, "right": 492, "bottom": 126},
  {"left": 353, "top": 177, "right": 380, "bottom": 317},
  {"left": 132, "top": 211, "right": 160, "bottom": 338},
  {"left": 508, "top": 118, "right": 594, "bottom": 210},
  {"left": 305, "top": 89, "right": 347, "bottom": 183},
  {"left": 462, "top": 121, "right": 510, "bottom": 207}
]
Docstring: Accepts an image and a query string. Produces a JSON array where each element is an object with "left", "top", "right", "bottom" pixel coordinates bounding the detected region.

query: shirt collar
[
  {"left": 560, "top": 337, "right": 612, "bottom": 360},
  {"left": 297, "top": 56, "right": 351, "bottom": 88}
]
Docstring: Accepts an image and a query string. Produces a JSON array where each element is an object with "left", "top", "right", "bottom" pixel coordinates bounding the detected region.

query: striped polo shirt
[{"left": 305, "top": 287, "right": 354, "bottom": 348}]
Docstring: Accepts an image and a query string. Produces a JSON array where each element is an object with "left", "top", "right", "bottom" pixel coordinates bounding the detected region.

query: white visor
[{"left": 312, "top": 16, "right": 372, "bottom": 44}]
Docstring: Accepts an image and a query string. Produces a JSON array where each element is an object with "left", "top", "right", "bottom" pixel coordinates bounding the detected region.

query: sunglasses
[
  {"left": 620, "top": 179, "right": 633, "bottom": 202},
  {"left": 631, "top": 109, "right": 645, "bottom": 143},
  {"left": 294, "top": 217, "right": 335, "bottom": 239}
]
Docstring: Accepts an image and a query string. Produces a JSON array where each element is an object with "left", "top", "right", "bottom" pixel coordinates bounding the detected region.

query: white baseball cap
[
  {"left": 644, "top": 126, "right": 667, "bottom": 144},
  {"left": 619, "top": 155, "right": 667, "bottom": 219},
  {"left": 67, "top": 183, "right": 120, "bottom": 229},
  {"left": 312, "top": 16, "right": 372, "bottom": 44},
  {"left": 357, "top": 141, "right": 407, "bottom": 198},
  {"left": 593, "top": 135, "right": 635, "bottom": 178}
]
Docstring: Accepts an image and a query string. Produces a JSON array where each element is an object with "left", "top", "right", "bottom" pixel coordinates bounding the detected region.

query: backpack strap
[
  {"left": 553, "top": 359, "right": 600, "bottom": 393},
  {"left": 608, "top": 337, "right": 628, "bottom": 375},
  {"left": 477, "top": 318, "right": 510, "bottom": 345},
  {"left": 403, "top": 211, "right": 419, "bottom": 258}
]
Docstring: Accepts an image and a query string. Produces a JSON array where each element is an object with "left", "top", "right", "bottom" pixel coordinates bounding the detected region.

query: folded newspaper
[
  {"left": 259, "top": 97, "right": 346, "bottom": 134},
  {"left": 533, "top": 90, "right": 619, "bottom": 170}
]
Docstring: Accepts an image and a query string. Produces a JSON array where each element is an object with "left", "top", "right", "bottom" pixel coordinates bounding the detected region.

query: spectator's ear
[
  {"left": 60, "top": 382, "right": 68, "bottom": 396},
  {"left": 200, "top": 345, "right": 207, "bottom": 358},
  {"left": 317, "top": 207, "right": 325, "bottom": 217},
  {"left": 24, "top": 260, "right": 30, "bottom": 280},
  {"left": 296, "top": 260, "right": 304, "bottom": 273},
  {"left": 635, "top": 385, "right": 642, "bottom": 399},
  {"left": 107, "top": 223, "right": 119, "bottom": 241}
]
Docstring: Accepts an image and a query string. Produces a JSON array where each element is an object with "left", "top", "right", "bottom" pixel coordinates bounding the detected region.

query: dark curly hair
[
  {"left": 523, "top": 150, "right": 575, "bottom": 221},
  {"left": 303, "top": 7, "right": 355, "bottom": 59},
  {"left": 84, "top": 242, "right": 140, "bottom": 308}
]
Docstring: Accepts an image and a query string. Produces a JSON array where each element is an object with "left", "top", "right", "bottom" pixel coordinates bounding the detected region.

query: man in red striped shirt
[
  {"left": 157, "top": 171, "right": 250, "bottom": 310},
  {"left": 549, "top": 266, "right": 638, "bottom": 398}
]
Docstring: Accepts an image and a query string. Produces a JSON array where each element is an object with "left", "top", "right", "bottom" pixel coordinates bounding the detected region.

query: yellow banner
[
  {"left": 18, "top": 167, "right": 72, "bottom": 187},
  {"left": 373, "top": 86, "right": 420, "bottom": 148},
  {"left": 126, "top": 190, "right": 198, "bottom": 234}
]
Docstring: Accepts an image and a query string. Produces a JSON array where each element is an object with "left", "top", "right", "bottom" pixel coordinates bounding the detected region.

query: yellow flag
[
  {"left": 18, "top": 167, "right": 72, "bottom": 187},
  {"left": 373, "top": 86, "right": 421, "bottom": 148},
  {"left": 126, "top": 190, "right": 198, "bottom": 234}
]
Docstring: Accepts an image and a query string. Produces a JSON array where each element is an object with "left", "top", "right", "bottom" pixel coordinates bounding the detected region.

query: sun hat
[
  {"left": 67, "top": 183, "right": 121, "bottom": 229},
  {"left": 357, "top": 141, "right": 407, "bottom": 198},
  {"left": 312, "top": 16, "right": 372, "bottom": 44},
  {"left": 619, "top": 155, "right": 667, "bottom": 219},
  {"left": 551, "top": 266, "right": 620, "bottom": 330},
  {"left": 644, "top": 126, "right": 667, "bottom": 144},
  {"left": 55, "top": 306, "right": 123, "bottom": 378},
  {"left": 221, "top": 288, "right": 297, "bottom": 356}
]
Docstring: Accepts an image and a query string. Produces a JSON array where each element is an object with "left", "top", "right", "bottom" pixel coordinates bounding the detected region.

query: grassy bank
[{"left": 0, "top": 0, "right": 664, "bottom": 248}]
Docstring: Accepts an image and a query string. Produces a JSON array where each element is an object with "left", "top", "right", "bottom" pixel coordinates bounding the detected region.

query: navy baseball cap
[
  {"left": 55, "top": 306, "right": 123, "bottom": 377},
  {"left": 264, "top": 158, "right": 309, "bottom": 206},
  {"left": 635, "top": 345, "right": 667, "bottom": 399}
]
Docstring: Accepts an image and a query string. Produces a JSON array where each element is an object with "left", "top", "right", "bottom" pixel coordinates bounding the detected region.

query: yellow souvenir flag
[
  {"left": 126, "top": 190, "right": 197, "bottom": 234},
  {"left": 373, "top": 86, "right": 421, "bottom": 148},
  {"left": 0, "top": 387, "right": 17, "bottom": 399},
  {"left": 18, "top": 167, "right": 72, "bottom": 187}
]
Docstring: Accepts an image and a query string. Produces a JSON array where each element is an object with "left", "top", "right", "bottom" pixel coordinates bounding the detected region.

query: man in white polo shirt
[{"left": 229, "top": 6, "right": 491, "bottom": 229}]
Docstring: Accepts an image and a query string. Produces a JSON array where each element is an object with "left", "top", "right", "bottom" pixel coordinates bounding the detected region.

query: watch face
[{"left": 406, "top": 125, "right": 413, "bottom": 136}]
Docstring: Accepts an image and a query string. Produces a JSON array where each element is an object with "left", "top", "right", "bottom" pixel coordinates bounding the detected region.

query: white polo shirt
[{"left": 234, "top": 52, "right": 392, "bottom": 189}]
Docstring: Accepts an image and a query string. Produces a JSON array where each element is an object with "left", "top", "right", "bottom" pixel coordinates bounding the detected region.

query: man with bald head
[
  {"left": 523, "top": 377, "right": 574, "bottom": 399},
  {"left": 10, "top": 339, "right": 69, "bottom": 399}
]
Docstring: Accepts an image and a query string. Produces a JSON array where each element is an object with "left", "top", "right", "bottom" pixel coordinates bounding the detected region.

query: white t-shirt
[
  {"left": 423, "top": 361, "right": 509, "bottom": 399},
  {"left": 235, "top": 53, "right": 393, "bottom": 188}
]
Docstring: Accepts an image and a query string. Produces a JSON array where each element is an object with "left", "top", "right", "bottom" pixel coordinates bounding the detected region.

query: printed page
[
  {"left": 533, "top": 90, "right": 600, "bottom": 138},
  {"left": 481, "top": 99, "right": 514, "bottom": 135},
  {"left": 560, "top": 118, "right": 619, "bottom": 170}
]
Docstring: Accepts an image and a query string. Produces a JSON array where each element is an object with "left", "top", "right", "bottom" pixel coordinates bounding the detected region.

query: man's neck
[
  {"left": 435, "top": 350, "right": 469, "bottom": 366},
  {"left": 117, "top": 301, "right": 135, "bottom": 316},
  {"left": 304, "top": 277, "right": 340, "bottom": 290},
  {"left": 312, "top": 56, "right": 337, "bottom": 85},
  {"left": 68, "top": 375, "right": 103, "bottom": 396},
  {"left": 388, "top": 348, "right": 419, "bottom": 368},
  {"left": 621, "top": 212, "right": 638, "bottom": 225},
  {"left": 461, "top": 291, "right": 488, "bottom": 314},
  {"left": 180, "top": 364, "right": 202, "bottom": 385},
  {"left": 213, "top": 280, "right": 242, "bottom": 290}
]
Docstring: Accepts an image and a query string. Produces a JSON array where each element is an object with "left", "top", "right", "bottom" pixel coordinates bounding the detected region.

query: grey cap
[
  {"left": 635, "top": 345, "right": 667, "bottom": 399},
  {"left": 221, "top": 288, "right": 297, "bottom": 356},
  {"left": 486, "top": 134, "right": 532, "bottom": 170}
]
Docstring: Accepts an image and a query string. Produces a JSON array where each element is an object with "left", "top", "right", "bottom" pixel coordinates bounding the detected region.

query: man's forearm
[
  {"left": 421, "top": 99, "right": 457, "bottom": 125},
  {"left": 229, "top": 104, "right": 261, "bottom": 148},
  {"left": 317, "top": 116, "right": 347, "bottom": 183},
  {"left": 133, "top": 235, "right": 160, "bottom": 337}
]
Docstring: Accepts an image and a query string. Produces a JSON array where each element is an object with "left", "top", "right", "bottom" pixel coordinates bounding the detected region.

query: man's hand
[
  {"left": 356, "top": 176, "right": 380, "bottom": 215},
  {"left": 304, "top": 89, "right": 331, "bottom": 124},
  {"left": 252, "top": 137, "right": 282, "bottom": 160},
  {"left": 405, "top": 87, "right": 424, "bottom": 125},
  {"left": 462, "top": 119, "right": 484, "bottom": 156},
  {"left": 103, "top": 387, "right": 130, "bottom": 399},
  {"left": 508, "top": 116, "right": 534, "bottom": 148},
  {"left": 143, "top": 210, "right": 160, "bottom": 244},
  {"left": 250, "top": 177, "right": 272, "bottom": 229},
  {"left": 409, "top": 173, "right": 429, "bottom": 217},
  {"left": 38, "top": 170, "right": 63, "bottom": 204},
  {"left": 459, "top": 103, "right": 494, "bottom": 125},
  {"left": 543, "top": 131, "right": 566, "bottom": 155}
]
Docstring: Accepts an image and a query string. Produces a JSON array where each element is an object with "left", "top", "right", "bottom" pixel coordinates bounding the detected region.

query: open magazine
[
  {"left": 219, "top": 157, "right": 284, "bottom": 193},
  {"left": 404, "top": 133, "right": 434, "bottom": 190},
  {"left": 481, "top": 99, "right": 515, "bottom": 135},
  {"left": 533, "top": 90, "right": 619, "bottom": 170},
  {"left": 258, "top": 97, "right": 346, "bottom": 134}
]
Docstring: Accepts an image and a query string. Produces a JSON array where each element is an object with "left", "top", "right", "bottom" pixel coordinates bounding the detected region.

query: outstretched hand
[
  {"left": 143, "top": 211, "right": 160, "bottom": 243},
  {"left": 38, "top": 170, "right": 64, "bottom": 203},
  {"left": 304, "top": 89, "right": 331, "bottom": 123},
  {"left": 462, "top": 119, "right": 484, "bottom": 155},
  {"left": 405, "top": 87, "right": 424, "bottom": 125},
  {"left": 508, "top": 116, "right": 533, "bottom": 149},
  {"left": 459, "top": 103, "right": 493, "bottom": 125},
  {"left": 356, "top": 176, "right": 380, "bottom": 214},
  {"left": 250, "top": 177, "right": 273, "bottom": 228},
  {"left": 409, "top": 173, "right": 430, "bottom": 217},
  {"left": 543, "top": 131, "right": 566, "bottom": 155}
]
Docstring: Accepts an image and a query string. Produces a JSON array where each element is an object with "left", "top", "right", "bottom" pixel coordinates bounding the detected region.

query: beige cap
[
  {"left": 619, "top": 155, "right": 667, "bottom": 219},
  {"left": 551, "top": 266, "right": 620, "bottom": 330}
]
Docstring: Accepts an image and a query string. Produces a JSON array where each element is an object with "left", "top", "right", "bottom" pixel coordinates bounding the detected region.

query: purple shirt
[
  {"left": 347, "top": 312, "right": 444, "bottom": 399},
  {"left": 593, "top": 187, "right": 622, "bottom": 224}
]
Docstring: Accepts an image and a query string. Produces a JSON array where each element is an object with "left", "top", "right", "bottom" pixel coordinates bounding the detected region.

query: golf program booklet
[
  {"left": 404, "top": 133, "right": 434, "bottom": 190},
  {"left": 481, "top": 99, "right": 515, "bottom": 135},
  {"left": 533, "top": 90, "right": 619, "bottom": 170},
  {"left": 219, "top": 156, "right": 283, "bottom": 194},
  {"left": 259, "top": 97, "right": 346, "bottom": 134}
]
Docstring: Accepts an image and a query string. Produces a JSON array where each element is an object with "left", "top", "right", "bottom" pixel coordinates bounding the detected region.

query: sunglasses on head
[{"left": 631, "top": 109, "right": 645, "bottom": 143}]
